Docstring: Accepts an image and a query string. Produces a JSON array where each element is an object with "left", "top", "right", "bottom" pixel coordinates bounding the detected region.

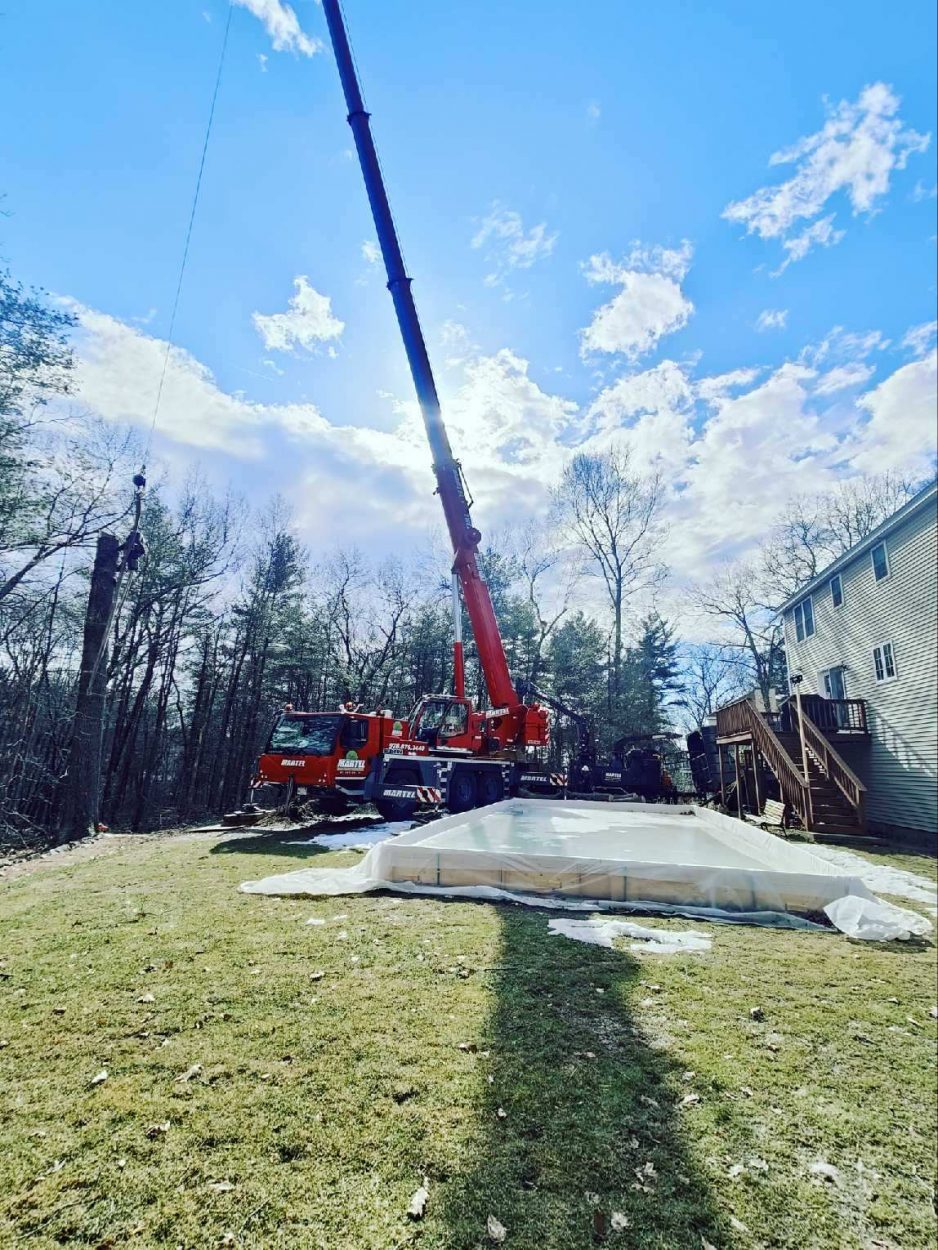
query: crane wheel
[
  {"left": 477, "top": 771, "right": 503, "bottom": 807},
  {"left": 448, "top": 768, "right": 478, "bottom": 813}
]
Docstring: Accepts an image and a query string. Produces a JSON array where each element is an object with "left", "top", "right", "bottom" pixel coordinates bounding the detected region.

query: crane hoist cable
[
  {"left": 144, "top": 0, "right": 233, "bottom": 473},
  {"left": 85, "top": 3, "right": 233, "bottom": 697}
]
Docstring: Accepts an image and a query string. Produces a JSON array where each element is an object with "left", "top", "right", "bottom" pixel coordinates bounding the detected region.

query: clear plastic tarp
[{"left": 240, "top": 799, "right": 932, "bottom": 941}]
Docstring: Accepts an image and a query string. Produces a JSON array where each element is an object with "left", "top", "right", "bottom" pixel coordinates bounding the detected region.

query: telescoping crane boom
[
  {"left": 320, "top": 0, "right": 545, "bottom": 747},
  {"left": 250, "top": 3, "right": 554, "bottom": 821},
  {"left": 323, "top": 1, "right": 511, "bottom": 711}
]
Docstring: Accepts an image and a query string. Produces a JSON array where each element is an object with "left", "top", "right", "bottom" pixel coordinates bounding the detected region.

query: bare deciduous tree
[
  {"left": 551, "top": 446, "right": 667, "bottom": 714},
  {"left": 760, "top": 472, "right": 921, "bottom": 602},
  {"left": 689, "top": 562, "right": 783, "bottom": 707}
]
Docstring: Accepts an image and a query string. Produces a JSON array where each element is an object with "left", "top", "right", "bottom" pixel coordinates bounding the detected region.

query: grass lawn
[{"left": 1, "top": 828, "right": 936, "bottom": 1250}]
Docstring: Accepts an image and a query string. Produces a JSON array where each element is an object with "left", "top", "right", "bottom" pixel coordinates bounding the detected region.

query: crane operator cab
[{"left": 409, "top": 696, "right": 475, "bottom": 752}]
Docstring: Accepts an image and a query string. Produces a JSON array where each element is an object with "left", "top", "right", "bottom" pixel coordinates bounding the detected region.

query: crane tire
[
  {"left": 477, "top": 771, "right": 503, "bottom": 807},
  {"left": 448, "top": 768, "right": 478, "bottom": 813}
]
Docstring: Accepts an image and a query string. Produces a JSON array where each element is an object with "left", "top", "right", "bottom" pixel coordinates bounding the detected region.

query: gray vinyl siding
[{"left": 783, "top": 494, "right": 938, "bottom": 841}]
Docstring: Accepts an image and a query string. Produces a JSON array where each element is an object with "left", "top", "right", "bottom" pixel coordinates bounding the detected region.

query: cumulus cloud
[
  {"left": 361, "top": 241, "right": 380, "bottom": 264},
  {"left": 579, "top": 241, "right": 694, "bottom": 360},
  {"left": 68, "top": 302, "right": 331, "bottom": 456},
  {"left": 471, "top": 203, "right": 558, "bottom": 287},
  {"left": 850, "top": 349, "right": 938, "bottom": 475},
  {"left": 252, "top": 276, "right": 344, "bottom": 353},
  {"left": 584, "top": 360, "right": 695, "bottom": 471},
  {"left": 723, "top": 83, "right": 930, "bottom": 268},
  {"left": 755, "top": 308, "right": 788, "bottom": 332},
  {"left": 65, "top": 297, "right": 935, "bottom": 587},
  {"left": 233, "top": 0, "right": 321, "bottom": 56}
]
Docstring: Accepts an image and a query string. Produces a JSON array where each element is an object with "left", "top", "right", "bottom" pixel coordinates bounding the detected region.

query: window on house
[
  {"left": 872, "top": 641, "right": 897, "bottom": 683},
  {"left": 871, "top": 542, "right": 889, "bottom": 582},
  {"left": 793, "top": 596, "right": 815, "bottom": 642},
  {"left": 830, "top": 574, "right": 843, "bottom": 608}
]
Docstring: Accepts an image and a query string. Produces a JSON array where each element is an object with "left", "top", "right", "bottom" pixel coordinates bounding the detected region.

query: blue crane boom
[{"left": 320, "top": 0, "right": 518, "bottom": 712}]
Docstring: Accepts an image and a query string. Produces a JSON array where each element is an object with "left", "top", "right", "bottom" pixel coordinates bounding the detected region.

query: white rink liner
[{"left": 241, "top": 799, "right": 932, "bottom": 941}]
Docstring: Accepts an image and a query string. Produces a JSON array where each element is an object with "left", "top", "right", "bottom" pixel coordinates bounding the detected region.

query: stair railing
[
  {"left": 717, "top": 696, "right": 811, "bottom": 829},
  {"left": 790, "top": 701, "right": 867, "bottom": 833}
]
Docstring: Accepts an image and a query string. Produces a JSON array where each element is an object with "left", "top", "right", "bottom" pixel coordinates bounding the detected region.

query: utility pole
[{"left": 58, "top": 476, "right": 146, "bottom": 844}]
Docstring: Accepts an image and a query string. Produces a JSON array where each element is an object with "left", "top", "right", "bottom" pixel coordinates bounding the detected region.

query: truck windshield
[{"left": 268, "top": 714, "right": 342, "bottom": 755}]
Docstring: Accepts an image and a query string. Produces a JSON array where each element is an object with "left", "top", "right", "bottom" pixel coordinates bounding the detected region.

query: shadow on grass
[
  {"left": 435, "top": 907, "right": 733, "bottom": 1249},
  {"left": 209, "top": 834, "right": 336, "bottom": 859}
]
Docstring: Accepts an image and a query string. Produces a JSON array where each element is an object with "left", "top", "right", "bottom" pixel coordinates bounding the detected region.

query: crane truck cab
[{"left": 255, "top": 708, "right": 407, "bottom": 814}]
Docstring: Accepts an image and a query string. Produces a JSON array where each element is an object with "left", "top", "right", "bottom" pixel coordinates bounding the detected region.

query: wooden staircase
[
  {"left": 774, "top": 732, "right": 862, "bottom": 835},
  {"left": 716, "top": 696, "right": 867, "bottom": 836}
]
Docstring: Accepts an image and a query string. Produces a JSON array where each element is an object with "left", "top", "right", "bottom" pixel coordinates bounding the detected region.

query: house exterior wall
[{"left": 782, "top": 493, "right": 938, "bottom": 842}]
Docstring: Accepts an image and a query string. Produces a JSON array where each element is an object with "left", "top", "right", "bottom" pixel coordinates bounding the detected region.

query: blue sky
[{"left": 1, "top": 0, "right": 936, "bottom": 601}]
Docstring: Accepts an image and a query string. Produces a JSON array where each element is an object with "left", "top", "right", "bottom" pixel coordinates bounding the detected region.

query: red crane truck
[{"left": 252, "top": 1, "right": 560, "bottom": 822}]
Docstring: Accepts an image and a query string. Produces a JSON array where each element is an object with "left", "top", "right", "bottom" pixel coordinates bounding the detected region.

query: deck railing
[
  {"left": 716, "top": 696, "right": 811, "bottom": 828},
  {"left": 794, "top": 695, "right": 868, "bottom": 734},
  {"left": 790, "top": 701, "right": 867, "bottom": 833}
]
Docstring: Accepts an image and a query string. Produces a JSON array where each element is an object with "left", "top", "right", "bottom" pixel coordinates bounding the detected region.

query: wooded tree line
[{"left": 0, "top": 268, "right": 922, "bottom": 847}]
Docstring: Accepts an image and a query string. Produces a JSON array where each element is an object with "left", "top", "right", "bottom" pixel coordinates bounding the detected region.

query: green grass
[{"left": 1, "top": 830, "right": 936, "bottom": 1250}]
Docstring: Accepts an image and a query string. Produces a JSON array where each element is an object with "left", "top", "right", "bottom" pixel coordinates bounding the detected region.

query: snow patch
[
  {"left": 809, "top": 847, "right": 937, "bottom": 913},
  {"left": 285, "top": 821, "right": 413, "bottom": 850}
]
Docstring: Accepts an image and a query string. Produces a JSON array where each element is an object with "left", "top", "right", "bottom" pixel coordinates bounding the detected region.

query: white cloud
[
  {"left": 233, "top": 0, "right": 321, "bottom": 56},
  {"left": 902, "top": 320, "right": 937, "bottom": 358},
  {"left": 67, "top": 302, "right": 331, "bottom": 456},
  {"left": 804, "top": 325, "right": 888, "bottom": 367},
  {"left": 723, "top": 83, "right": 930, "bottom": 267},
  {"left": 777, "top": 214, "right": 845, "bottom": 272},
  {"left": 64, "top": 297, "right": 936, "bottom": 596},
  {"left": 587, "top": 101, "right": 602, "bottom": 122},
  {"left": 675, "top": 363, "right": 836, "bottom": 568},
  {"left": 471, "top": 203, "right": 558, "bottom": 287},
  {"left": 814, "top": 362, "right": 875, "bottom": 394},
  {"left": 584, "top": 360, "right": 695, "bottom": 473},
  {"left": 361, "top": 241, "right": 380, "bottom": 264},
  {"left": 696, "top": 367, "right": 763, "bottom": 403},
  {"left": 252, "top": 277, "right": 344, "bottom": 353},
  {"left": 257, "top": 53, "right": 268, "bottom": 72},
  {"left": 755, "top": 308, "right": 788, "bottom": 332},
  {"left": 850, "top": 349, "right": 938, "bottom": 475},
  {"left": 911, "top": 180, "right": 938, "bottom": 201},
  {"left": 579, "top": 241, "right": 693, "bottom": 360}
]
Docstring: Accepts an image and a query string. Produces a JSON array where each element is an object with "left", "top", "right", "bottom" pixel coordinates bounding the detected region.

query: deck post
[
  {"left": 734, "top": 744, "right": 742, "bottom": 818},
  {"left": 752, "top": 746, "right": 762, "bottom": 812},
  {"left": 718, "top": 743, "right": 726, "bottom": 808}
]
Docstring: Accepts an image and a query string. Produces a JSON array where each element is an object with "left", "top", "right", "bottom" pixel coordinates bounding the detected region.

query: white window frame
[
  {"left": 870, "top": 541, "right": 890, "bottom": 583},
  {"left": 872, "top": 641, "right": 898, "bottom": 684},
  {"left": 793, "top": 596, "right": 815, "bottom": 642},
  {"left": 830, "top": 573, "right": 844, "bottom": 609}
]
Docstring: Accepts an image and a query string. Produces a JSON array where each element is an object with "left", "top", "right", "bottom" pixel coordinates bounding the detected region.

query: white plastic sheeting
[
  {"left": 824, "top": 894, "right": 932, "bottom": 941},
  {"left": 240, "top": 799, "right": 933, "bottom": 941},
  {"left": 547, "top": 917, "right": 712, "bottom": 953}
]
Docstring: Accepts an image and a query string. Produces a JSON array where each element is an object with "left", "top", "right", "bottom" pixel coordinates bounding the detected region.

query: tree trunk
[{"left": 58, "top": 533, "right": 120, "bottom": 844}]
